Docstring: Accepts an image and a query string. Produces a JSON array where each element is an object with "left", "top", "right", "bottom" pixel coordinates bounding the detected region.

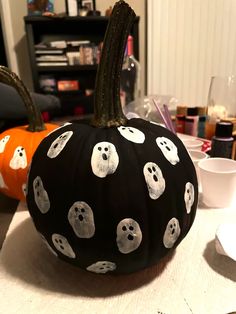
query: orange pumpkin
[{"left": 0, "top": 66, "right": 58, "bottom": 201}]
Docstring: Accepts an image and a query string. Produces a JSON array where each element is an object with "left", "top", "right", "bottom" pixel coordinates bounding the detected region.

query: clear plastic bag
[{"left": 123, "top": 95, "right": 178, "bottom": 124}]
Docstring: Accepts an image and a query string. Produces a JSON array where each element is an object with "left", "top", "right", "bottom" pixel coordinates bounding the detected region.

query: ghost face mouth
[
  {"left": 102, "top": 153, "right": 108, "bottom": 160},
  {"left": 127, "top": 234, "right": 134, "bottom": 241}
]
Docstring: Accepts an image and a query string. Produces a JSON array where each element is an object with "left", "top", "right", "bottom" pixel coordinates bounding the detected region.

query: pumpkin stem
[
  {"left": 0, "top": 66, "right": 45, "bottom": 132},
  {"left": 91, "top": 0, "right": 136, "bottom": 128}
]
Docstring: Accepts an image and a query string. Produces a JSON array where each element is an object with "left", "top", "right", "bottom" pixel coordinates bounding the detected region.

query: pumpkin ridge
[
  {"left": 125, "top": 122, "right": 159, "bottom": 266},
  {"left": 126, "top": 137, "right": 152, "bottom": 268}
]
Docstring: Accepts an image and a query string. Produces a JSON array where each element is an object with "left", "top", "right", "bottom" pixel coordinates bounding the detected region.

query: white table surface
[{"left": 0, "top": 199, "right": 236, "bottom": 314}]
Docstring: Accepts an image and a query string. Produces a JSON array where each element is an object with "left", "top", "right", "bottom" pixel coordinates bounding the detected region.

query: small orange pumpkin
[{"left": 0, "top": 66, "right": 58, "bottom": 201}]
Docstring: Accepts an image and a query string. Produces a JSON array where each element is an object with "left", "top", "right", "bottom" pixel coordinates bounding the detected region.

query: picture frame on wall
[
  {"left": 66, "top": 0, "right": 78, "bottom": 16},
  {"left": 81, "top": 0, "right": 96, "bottom": 11},
  {"left": 66, "top": 0, "right": 98, "bottom": 16}
]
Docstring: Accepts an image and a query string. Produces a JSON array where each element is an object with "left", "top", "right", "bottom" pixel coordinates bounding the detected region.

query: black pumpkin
[{"left": 26, "top": 0, "right": 198, "bottom": 275}]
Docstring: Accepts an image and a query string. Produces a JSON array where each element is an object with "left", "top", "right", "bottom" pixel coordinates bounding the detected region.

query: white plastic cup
[
  {"left": 198, "top": 158, "right": 236, "bottom": 208},
  {"left": 188, "top": 150, "right": 209, "bottom": 187},
  {"left": 182, "top": 139, "right": 203, "bottom": 151}
]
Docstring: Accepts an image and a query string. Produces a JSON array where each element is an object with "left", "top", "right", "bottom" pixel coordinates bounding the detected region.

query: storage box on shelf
[{"left": 24, "top": 15, "right": 140, "bottom": 118}]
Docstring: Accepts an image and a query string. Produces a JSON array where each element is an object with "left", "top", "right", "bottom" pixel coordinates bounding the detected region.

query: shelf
[
  {"left": 37, "top": 65, "right": 98, "bottom": 72},
  {"left": 25, "top": 14, "right": 139, "bottom": 118},
  {"left": 40, "top": 90, "right": 84, "bottom": 96},
  {"left": 24, "top": 15, "right": 139, "bottom": 24},
  {"left": 24, "top": 15, "right": 110, "bottom": 23}
]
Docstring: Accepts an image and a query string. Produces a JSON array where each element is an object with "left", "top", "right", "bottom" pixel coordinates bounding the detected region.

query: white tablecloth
[{"left": 0, "top": 200, "right": 236, "bottom": 314}]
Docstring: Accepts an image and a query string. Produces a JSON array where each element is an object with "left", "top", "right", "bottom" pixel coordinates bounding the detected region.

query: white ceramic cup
[
  {"left": 198, "top": 158, "right": 236, "bottom": 208},
  {"left": 188, "top": 150, "right": 209, "bottom": 187},
  {"left": 182, "top": 139, "right": 203, "bottom": 151}
]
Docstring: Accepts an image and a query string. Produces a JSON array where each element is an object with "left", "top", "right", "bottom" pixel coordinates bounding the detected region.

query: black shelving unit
[{"left": 24, "top": 15, "right": 140, "bottom": 117}]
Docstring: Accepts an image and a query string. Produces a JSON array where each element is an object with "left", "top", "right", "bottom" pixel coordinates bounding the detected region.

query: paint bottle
[
  {"left": 198, "top": 116, "right": 206, "bottom": 138},
  {"left": 210, "top": 121, "right": 234, "bottom": 158},
  {"left": 232, "top": 133, "right": 236, "bottom": 160},
  {"left": 175, "top": 114, "right": 185, "bottom": 133},
  {"left": 197, "top": 107, "right": 207, "bottom": 138},
  {"left": 185, "top": 107, "right": 198, "bottom": 136}
]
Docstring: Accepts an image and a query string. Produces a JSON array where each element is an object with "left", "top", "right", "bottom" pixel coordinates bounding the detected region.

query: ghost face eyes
[
  {"left": 0, "top": 135, "right": 10, "bottom": 153},
  {"left": 118, "top": 126, "right": 145, "bottom": 143},
  {"left": 156, "top": 137, "right": 180, "bottom": 165},
  {"left": 91, "top": 142, "right": 119, "bottom": 178},
  {"left": 116, "top": 218, "right": 142, "bottom": 254},
  {"left": 33, "top": 176, "right": 50, "bottom": 214},
  {"left": 52, "top": 233, "right": 75, "bottom": 258},
  {"left": 47, "top": 131, "right": 73, "bottom": 158},
  {"left": 86, "top": 261, "right": 116, "bottom": 274},
  {"left": 68, "top": 201, "right": 95, "bottom": 238},
  {"left": 9, "top": 146, "right": 27, "bottom": 169},
  {"left": 143, "top": 162, "right": 165, "bottom": 200},
  {"left": 163, "top": 217, "right": 181, "bottom": 248},
  {"left": 184, "top": 182, "right": 194, "bottom": 214}
]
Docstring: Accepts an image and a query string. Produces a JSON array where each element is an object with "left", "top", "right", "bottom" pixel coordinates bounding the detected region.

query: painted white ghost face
[
  {"left": 117, "top": 126, "right": 145, "bottom": 143},
  {"left": 184, "top": 182, "right": 194, "bottom": 214},
  {"left": 0, "top": 172, "right": 8, "bottom": 189},
  {"left": 91, "top": 142, "right": 119, "bottom": 178},
  {"left": 86, "top": 261, "right": 116, "bottom": 274},
  {"left": 163, "top": 217, "right": 181, "bottom": 248},
  {"left": 52, "top": 233, "right": 75, "bottom": 258},
  {"left": 47, "top": 131, "right": 73, "bottom": 158},
  {"left": 33, "top": 176, "right": 50, "bottom": 214},
  {"left": 156, "top": 137, "right": 180, "bottom": 165},
  {"left": 22, "top": 183, "right": 27, "bottom": 196},
  {"left": 116, "top": 218, "right": 142, "bottom": 254},
  {"left": 0, "top": 135, "right": 10, "bottom": 153},
  {"left": 39, "top": 233, "right": 58, "bottom": 257},
  {"left": 9, "top": 146, "right": 27, "bottom": 169},
  {"left": 68, "top": 201, "right": 95, "bottom": 238},
  {"left": 143, "top": 162, "right": 165, "bottom": 200}
]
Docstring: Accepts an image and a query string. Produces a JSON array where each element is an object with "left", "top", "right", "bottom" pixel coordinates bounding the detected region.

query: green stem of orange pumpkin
[
  {"left": 91, "top": 0, "right": 136, "bottom": 128},
  {"left": 0, "top": 66, "right": 45, "bottom": 132}
]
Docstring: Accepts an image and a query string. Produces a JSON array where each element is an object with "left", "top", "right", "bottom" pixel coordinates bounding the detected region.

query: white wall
[
  {"left": 0, "top": 0, "right": 146, "bottom": 94},
  {"left": 148, "top": 0, "right": 236, "bottom": 108},
  {"left": 0, "top": 0, "right": 25, "bottom": 79}
]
